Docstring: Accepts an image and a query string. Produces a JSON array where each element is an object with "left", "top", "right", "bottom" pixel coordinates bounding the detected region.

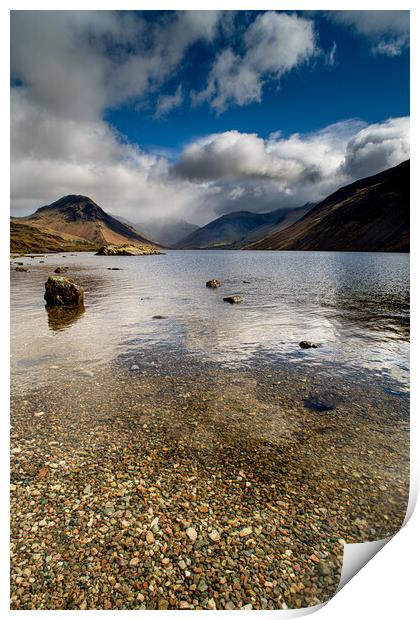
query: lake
[{"left": 11, "top": 250, "right": 409, "bottom": 394}]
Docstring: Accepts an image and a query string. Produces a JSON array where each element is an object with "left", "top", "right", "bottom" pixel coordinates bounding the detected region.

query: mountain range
[
  {"left": 10, "top": 161, "right": 409, "bottom": 254},
  {"left": 246, "top": 160, "right": 409, "bottom": 252}
]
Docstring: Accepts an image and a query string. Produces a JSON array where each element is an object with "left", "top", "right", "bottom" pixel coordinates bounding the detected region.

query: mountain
[
  {"left": 246, "top": 161, "right": 409, "bottom": 252},
  {"left": 12, "top": 195, "right": 158, "bottom": 248},
  {"left": 133, "top": 218, "right": 200, "bottom": 248},
  {"left": 175, "top": 204, "right": 312, "bottom": 250}
]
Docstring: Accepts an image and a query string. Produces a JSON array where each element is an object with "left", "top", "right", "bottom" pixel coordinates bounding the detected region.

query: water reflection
[{"left": 46, "top": 304, "right": 85, "bottom": 331}]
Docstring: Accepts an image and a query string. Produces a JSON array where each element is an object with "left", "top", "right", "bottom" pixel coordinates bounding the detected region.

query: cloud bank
[{"left": 10, "top": 10, "right": 410, "bottom": 225}]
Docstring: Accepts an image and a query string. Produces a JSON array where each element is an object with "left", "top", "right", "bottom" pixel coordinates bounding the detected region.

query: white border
[{"left": 2, "top": 2, "right": 417, "bottom": 618}]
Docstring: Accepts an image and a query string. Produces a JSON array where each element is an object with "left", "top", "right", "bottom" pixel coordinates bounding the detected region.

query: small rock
[
  {"left": 14, "top": 266, "right": 28, "bottom": 272},
  {"left": 197, "top": 579, "right": 208, "bottom": 592},
  {"left": 130, "top": 364, "right": 140, "bottom": 371},
  {"left": 146, "top": 531, "right": 155, "bottom": 545},
  {"left": 129, "top": 557, "right": 139, "bottom": 567},
  {"left": 209, "top": 530, "right": 221, "bottom": 542},
  {"left": 54, "top": 267, "right": 67, "bottom": 274},
  {"left": 206, "top": 279, "right": 221, "bottom": 288},
  {"left": 223, "top": 295, "right": 242, "bottom": 304},
  {"left": 152, "top": 315, "right": 166, "bottom": 320},
  {"left": 179, "top": 601, "right": 190, "bottom": 609},
  {"left": 186, "top": 527, "right": 197, "bottom": 543},
  {"left": 319, "top": 562, "right": 331, "bottom": 576},
  {"left": 158, "top": 599, "right": 169, "bottom": 610},
  {"left": 34, "top": 411, "right": 44, "bottom": 417},
  {"left": 299, "top": 340, "right": 318, "bottom": 349}
]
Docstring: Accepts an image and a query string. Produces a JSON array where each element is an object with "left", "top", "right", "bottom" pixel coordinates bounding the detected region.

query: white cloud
[
  {"left": 341, "top": 117, "right": 410, "bottom": 178},
  {"left": 193, "top": 12, "right": 316, "bottom": 112},
  {"left": 328, "top": 10, "right": 409, "bottom": 55},
  {"left": 154, "top": 85, "right": 183, "bottom": 118},
  {"left": 11, "top": 10, "right": 223, "bottom": 121}
]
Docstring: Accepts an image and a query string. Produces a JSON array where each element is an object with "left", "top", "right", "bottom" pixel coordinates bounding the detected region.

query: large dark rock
[
  {"left": 206, "top": 279, "right": 221, "bottom": 288},
  {"left": 44, "top": 276, "right": 84, "bottom": 307}
]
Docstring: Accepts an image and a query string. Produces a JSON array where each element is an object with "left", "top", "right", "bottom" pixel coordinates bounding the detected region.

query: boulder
[
  {"left": 223, "top": 295, "right": 242, "bottom": 304},
  {"left": 44, "top": 276, "right": 84, "bottom": 307},
  {"left": 299, "top": 341, "right": 318, "bottom": 349},
  {"left": 206, "top": 279, "right": 221, "bottom": 288},
  {"left": 96, "top": 244, "right": 162, "bottom": 256}
]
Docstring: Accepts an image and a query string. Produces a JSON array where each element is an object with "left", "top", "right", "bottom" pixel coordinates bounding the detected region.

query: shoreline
[{"left": 11, "top": 360, "right": 409, "bottom": 610}]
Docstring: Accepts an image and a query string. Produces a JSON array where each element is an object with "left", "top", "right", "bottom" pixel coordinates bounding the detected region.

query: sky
[{"left": 10, "top": 10, "right": 410, "bottom": 225}]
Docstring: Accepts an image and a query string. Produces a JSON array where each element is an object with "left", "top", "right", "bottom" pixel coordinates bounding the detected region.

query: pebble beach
[{"left": 11, "top": 359, "right": 409, "bottom": 610}]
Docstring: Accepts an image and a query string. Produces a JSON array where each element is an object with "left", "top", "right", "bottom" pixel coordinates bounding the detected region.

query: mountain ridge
[{"left": 246, "top": 160, "right": 409, "bottom": 252}]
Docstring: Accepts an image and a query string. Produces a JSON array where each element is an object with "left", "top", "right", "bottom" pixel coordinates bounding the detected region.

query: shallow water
[{"left": 11, "top": 250, "right": 409, "bottom": 393}]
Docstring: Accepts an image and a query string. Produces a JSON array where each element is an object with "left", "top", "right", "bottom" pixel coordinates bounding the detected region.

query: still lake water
[{"left": 11, "top": 250, "right": 409, "bottom": 394}]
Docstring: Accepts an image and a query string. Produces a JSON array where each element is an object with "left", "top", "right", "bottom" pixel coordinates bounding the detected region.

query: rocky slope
[{"left": 246, "top": 161, "right": 409, "bottom": 252}]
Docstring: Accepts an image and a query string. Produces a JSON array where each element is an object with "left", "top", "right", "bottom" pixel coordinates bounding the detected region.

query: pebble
[{"left": 186, "top": 527, "right": 198, "bottom": 543}]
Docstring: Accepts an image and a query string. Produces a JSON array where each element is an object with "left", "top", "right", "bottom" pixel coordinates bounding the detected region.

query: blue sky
[
  {"left": 11, "top": 10, "right": 410, "bottom": 223},
  {"left": 106, "top": 11, "right": 409, "bottom": 156}
]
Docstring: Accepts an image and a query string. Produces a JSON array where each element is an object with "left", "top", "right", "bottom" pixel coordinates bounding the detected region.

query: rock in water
[
  {"left": 206, "top": 279, "right": 221, "bottom": 288},
  {"left": 223, "top": 295, "right": 242, "bottom": 304},
  {"left": 14, "top": 266, "right": 28, "bottom": 272},
  {"left": 96, "top": 244, "right": 162, "bottom": 256},
  {"left": 299, "top": 341, "right": 318, "bottom": 349},
  {"left": 54, "top": 266, "right": 67, "bottom": 274},
  {"left": 44, "top": 276, "right": 84, "bottom": 307}
]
